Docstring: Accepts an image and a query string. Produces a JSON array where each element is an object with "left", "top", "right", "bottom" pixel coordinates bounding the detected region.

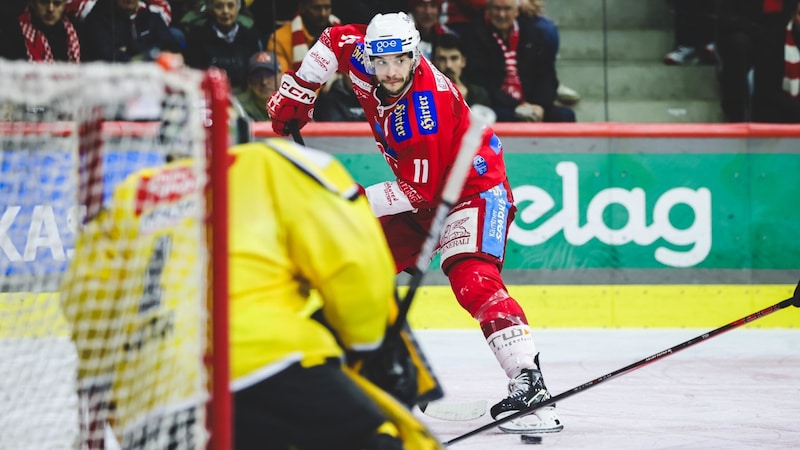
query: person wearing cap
[{"left": 236, "top": 50, "right": 280, "bottom": 121}]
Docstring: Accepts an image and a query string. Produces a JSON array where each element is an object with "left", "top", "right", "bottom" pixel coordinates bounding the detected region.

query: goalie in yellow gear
[{"left": 61, "top": 137, "right": 444, "bottom": 449}]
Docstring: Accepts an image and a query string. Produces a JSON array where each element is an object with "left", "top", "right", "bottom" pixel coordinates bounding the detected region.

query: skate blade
[{"left": 498, "top": 408, "right": 563, "bottom": 434}]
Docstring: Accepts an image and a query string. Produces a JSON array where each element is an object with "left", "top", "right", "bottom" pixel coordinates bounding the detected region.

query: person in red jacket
[{"left": 267, "top": 11, "right": 563, "bottom": 434}]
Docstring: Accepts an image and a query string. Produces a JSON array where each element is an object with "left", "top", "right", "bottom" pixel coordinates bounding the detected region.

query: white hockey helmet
[{"left": 364, "top": 12, "right": 421, "bottom": 74}]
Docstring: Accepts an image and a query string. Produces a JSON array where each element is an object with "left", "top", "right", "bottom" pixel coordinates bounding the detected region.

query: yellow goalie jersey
[
  {"left": 228, "top": 139, "right": 396, "bottom": 387},
  {"left": 60, "top": 158, "right": 207, "bottom": 445}
]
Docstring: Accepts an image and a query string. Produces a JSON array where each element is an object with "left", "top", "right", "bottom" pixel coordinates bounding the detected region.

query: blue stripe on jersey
[
  {"left": 480, "top": 183, "right": 511, "bottom": 258},
  {"left": 489, "top": 132, "right": 502, "bottom": 155},
  {"left": 413, "top": 91, "right": 438, "bottom": 135},
  {"left": 373, "top": 121, "right": 398, "bottom": 159}
]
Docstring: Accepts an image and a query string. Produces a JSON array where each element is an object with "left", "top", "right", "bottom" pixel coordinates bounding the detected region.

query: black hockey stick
[
  {"left": 443, "top": 280, "right": 800, "bottom": 447},
  {"left": 288, "top": 121, "right": 305, "bottom": 145}
]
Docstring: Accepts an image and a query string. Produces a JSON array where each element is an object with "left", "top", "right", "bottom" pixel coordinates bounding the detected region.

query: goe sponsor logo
[
  {"left": 509, "top": 161, "right": 712, "bottom": 268},
  {"left": 371, "top": 38, "right": 401, "bottom": 54}
]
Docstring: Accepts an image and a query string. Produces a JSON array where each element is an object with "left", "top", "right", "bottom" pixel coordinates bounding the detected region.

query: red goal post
[{"left": 0, "top": 62, "right": 231, "bottom": 450}]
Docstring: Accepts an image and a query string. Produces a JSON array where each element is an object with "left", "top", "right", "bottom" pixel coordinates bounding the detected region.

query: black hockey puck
[{"left": 521, "top": 435, "right": 542, "bottom": 444}]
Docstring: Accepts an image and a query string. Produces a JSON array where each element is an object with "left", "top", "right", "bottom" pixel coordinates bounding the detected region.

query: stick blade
[{"left": 419, "top": 399, "right": 487, "bottom": 421}]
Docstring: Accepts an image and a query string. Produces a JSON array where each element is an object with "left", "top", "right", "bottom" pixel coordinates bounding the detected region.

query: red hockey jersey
[{"left": 297, "top": 24, "right": 509, "bottom": 209}]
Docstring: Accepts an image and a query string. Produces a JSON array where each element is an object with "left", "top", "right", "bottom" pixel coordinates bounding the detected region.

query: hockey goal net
[{"left": 0, "top": 61, "right": 230, "bottom": 449}]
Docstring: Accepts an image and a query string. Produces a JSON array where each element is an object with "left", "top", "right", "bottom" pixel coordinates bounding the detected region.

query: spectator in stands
[
  {"left": 663, "top": 0, "right": 716, "bottom": 65},
  {"left": 67, "top": 0, "right": 187, "bottom": 47},
  {"left": 177, "top": 0, "right": 256, "bottom": 43},
  {"left": 444, "top": 0, "right": 550, "bottom": 35},
  {"left": 236, "top": 51, "right": 280, "bottom": 121},
  {"left": 266, "top": 0, "right": 339, "bottom": 76},
  {"left": 81, "top": 0, "right": 180, "bottom": 62},
  {"left": 313, "top": 74, "right": 367, "bottom": 121},
  {"left": 519, "top": 0, "right": 580, "bottom": 105},
  {"left": 458, "top": 0, "right": 576, "bottom": 122},
  {"left": 183, "top": 0, "right": 263, "bottom": 94},
  {"left": 431, "top": 32, "right": 492, "bottom": 108},
  {"left": 444, "top": 0, "right": 579, "bottom": 105},
  {"left": 716, "top": 0, "right": 795, "bottom": 121},
  {"left": 752, "top": 0, "right": 800, "bottom": 122},
  {"left": 0, "top": 0, "right": 82, "bottom": 62},
  {"left": 410, "top": 0, "right": 452, "bottom": 60}
]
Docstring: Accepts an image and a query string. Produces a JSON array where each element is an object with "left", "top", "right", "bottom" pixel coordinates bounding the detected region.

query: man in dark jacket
[
  {"left": 183, "top": 0, "right": 262, "bottom": 94},
  {"left": 82, "top": 0, "right": 180, "bottom": 62},
  {"left": 458, "top": 0, "right": 575, "bottom": 122}
]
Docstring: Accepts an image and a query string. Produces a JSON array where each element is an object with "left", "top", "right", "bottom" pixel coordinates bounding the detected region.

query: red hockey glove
[{"left": 267, "top": 71, "right": 321, "bottom": 136}]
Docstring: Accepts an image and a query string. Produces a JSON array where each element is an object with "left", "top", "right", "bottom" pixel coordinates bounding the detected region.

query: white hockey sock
[{"left": 485, "top": 325, "right": 538, "bottom": 378}]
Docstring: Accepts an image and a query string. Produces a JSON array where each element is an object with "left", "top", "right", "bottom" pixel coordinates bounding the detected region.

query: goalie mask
[{"left": 364, "top": 12, "right": 421, "bottom": 75}]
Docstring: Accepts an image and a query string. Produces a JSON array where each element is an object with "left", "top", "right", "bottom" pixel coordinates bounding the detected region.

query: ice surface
[{"left": 414, "top": 328, "right": 800, "bottom": 449}]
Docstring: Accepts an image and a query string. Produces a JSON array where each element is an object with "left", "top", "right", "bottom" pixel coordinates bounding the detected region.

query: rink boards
[{"left": 3, "top": 124, "right": 800, "bottom": 338}]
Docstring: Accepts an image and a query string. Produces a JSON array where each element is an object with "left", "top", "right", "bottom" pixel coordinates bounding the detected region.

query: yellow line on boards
[
  {"left": 1, "top": 285, "right": 797, "bottom": 339},
  {"left": 403, "top": 285, "right": 799, "bottom": 329}
]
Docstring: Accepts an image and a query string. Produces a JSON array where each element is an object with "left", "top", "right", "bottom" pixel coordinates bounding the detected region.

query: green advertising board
[
  {"left": 312, "top": 134, "right": 799, "bottom": 328},
  {"left": 337, "top": 152, "right": 800, "bottom": 271}
]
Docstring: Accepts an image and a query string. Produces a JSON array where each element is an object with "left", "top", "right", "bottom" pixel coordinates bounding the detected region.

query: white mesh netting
[{"left": 0, "top": 61, "right": 217, "bottom": 449}]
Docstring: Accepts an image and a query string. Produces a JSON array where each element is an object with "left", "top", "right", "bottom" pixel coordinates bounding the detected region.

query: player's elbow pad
[{"left": 365, "top": 181, "right": 415, "bottom": 217}]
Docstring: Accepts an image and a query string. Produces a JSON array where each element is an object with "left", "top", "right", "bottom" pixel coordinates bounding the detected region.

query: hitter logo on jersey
[
  {"left": 391, "top": 99, "right": 412, "bottom": 142},
  {"left": 349, "top": 42, "right": 370, "bottom": 76},
  {"left": 413, "top": 91, "right": 438, "bottom": 135}
]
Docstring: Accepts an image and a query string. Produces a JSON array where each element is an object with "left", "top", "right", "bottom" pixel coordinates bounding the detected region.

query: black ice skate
[{"left": 490, "top": 368, "right": 564, "bottom": 434}]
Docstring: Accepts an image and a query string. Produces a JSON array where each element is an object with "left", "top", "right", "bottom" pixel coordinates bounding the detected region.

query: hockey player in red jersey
[{"left": 268, "top": 12, "right": 563, "bottom": 433}]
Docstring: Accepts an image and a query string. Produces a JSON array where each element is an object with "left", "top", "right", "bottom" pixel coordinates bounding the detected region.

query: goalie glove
[
  {"left": 348, "top": 324, "right": 443, "bottom": 409},
  {"left": 267, "top": 71, "right": 321, "bottom": 136}
]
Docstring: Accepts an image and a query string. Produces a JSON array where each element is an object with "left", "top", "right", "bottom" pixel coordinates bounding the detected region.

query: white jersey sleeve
[
  {"left": 365, "top": 181, "right": 415, "bottom": 217},
  {"left": 296, "top": 32, "right": 340, "bottom": 85}
]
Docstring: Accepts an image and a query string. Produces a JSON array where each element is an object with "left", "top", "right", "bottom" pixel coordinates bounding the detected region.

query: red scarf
[
  {"left": 491, "top": 20, "right": 523, "bottom": 102},
  {"left": 19, "top": 7, "right": 81, "bottom": 63},
  {"left": 783, "top": 20, "right": 800, "bottom": 98}
]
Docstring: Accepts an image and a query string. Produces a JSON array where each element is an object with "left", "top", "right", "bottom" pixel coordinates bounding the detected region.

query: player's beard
[{"left": 379, "top": 72, "right": 413, "bottom": 98}]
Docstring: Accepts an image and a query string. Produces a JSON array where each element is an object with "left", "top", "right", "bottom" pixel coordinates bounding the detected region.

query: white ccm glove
[{"left": 364, "top": 181, "right": 415, "bottom": 217}]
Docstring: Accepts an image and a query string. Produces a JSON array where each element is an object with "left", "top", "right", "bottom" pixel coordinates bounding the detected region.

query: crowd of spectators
[
  {"left": 0, "top": 0, "right": 583, "bottom": 124},
  {"left": 9, "top": 0, "right": 797, "bottom": 124}
]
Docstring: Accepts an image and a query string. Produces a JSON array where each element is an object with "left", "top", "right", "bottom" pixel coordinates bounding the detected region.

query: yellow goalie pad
[{"left": 343, "top": 365, "right": 444, "bottom": 450}]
